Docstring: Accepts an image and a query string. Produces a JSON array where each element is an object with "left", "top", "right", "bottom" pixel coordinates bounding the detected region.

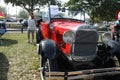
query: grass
[
  {"left": 0, "top": 32, "right": 106, "bottom": 80},
  {"left": 0, "top": 32, "right": 40, "bottom": 80}
]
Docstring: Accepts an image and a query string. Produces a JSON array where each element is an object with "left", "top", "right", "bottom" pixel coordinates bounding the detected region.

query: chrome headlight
[
  {"left": 63, "top": 30, "right": 75, "bottom": 44},
  {"left": 101, "top": 32, "right": 112, "bottom": 40}
]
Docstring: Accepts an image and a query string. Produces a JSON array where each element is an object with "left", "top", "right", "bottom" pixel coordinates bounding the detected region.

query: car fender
[{"left": 39, "top": 39, "right": 56, "bottom": 60}]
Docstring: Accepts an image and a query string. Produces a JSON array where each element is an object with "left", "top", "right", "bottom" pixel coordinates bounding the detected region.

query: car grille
[{"left": 72, "top": 29, "right": 98, "bottom": 61}]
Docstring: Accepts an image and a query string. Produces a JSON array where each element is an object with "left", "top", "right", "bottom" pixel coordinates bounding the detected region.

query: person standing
[
  {"left": 27, "top": 12, "right": 36, "bottom": 43},
  {"left": 114, "top": 19, "right": 120, "bottom": 42}
]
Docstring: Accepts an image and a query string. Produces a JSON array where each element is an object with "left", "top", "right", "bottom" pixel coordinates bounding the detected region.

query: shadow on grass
[
  {"left": 0, "top": 39, "right": 18, "bottom": 46},
  {"left": 0, "top": 52, "right": 9, "bottom": 80}
]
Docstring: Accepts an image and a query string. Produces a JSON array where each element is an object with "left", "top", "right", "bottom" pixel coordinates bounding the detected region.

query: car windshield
[
  {"left": 41, "top": 5, "right": 85, "bottom": 22},
  {"left": 52, "top": 10, "right": 85, "bottom": 20}
]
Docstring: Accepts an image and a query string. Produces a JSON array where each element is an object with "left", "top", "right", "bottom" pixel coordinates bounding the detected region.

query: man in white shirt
[{"left": 27, "top": 12, "right": 36, "bottom": 43}]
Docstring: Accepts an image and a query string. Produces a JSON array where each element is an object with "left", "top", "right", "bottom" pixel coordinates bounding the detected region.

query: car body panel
[
  {"left": 40, "top": 22, "right": 50, "bottom": 39},
  {"left": 52, "top": 20, "right": 84, "bottom": 34},
  {"left": 39, "top": 19, "right": 85, "bottom": 55}
]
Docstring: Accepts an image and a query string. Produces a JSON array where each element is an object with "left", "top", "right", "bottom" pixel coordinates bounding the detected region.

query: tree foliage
[
  {"left": 65, "top": 0, "right": 120, "bottom": 22},
  {"left": 4, "top": 0, "right": 58, "bottom": 13},
  {"left": 0, "top": 6, "right": 7, "bottom": 15},
  {"left": 18, "top": 9, "right": 28, "bottom": 19},
  {"left": 95, "top": 0, "right": 120, "bottom": 21}
]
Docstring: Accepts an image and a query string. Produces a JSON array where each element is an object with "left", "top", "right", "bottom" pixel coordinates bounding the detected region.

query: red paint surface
[{"left": 39, "top": 19, "right": 84, "bottom": 55}]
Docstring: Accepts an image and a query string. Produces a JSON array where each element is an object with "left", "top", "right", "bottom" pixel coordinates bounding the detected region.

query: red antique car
[{"left": 36, "top": 5, "right": 120, "bottom": 80}]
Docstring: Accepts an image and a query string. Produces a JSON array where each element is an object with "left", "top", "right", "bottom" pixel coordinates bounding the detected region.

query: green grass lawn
[{"left": 0, "top": 33, "right": 40, "bottom": 80}]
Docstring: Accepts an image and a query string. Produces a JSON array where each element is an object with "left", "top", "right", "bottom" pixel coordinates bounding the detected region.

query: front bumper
[{"left": 43, "top": 67, "right": 120, "bottom": 80}]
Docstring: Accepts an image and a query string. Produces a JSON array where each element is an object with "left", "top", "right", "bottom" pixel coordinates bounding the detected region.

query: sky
[
  {"left": 60, "top": 0, "right": 69, "bottom": 3},
  {"left": 0, "top": 0, "right": 22, "bottom": 15},
  {"left": 0, "top": 0, "right": 69, "bottom": 15}
]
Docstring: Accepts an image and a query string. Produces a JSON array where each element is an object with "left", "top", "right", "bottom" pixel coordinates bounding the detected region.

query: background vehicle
[
  {"left": 5, "top": 17, "right": 17, "bottom": 22},
  {"left": 36, "top": 5, "right": 120, "bottom": 80},
  {"left": 0, "top": 11, "right": 7, "bottom": 38}
]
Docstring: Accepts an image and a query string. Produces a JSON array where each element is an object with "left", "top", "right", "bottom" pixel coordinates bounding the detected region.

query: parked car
[
  {"left": 0, "top": 19, "right": 6, "bottom": 36},
  {"left": 5, "top": 17, "right": 17, "bottom": 22},
  {"left": 36, "top": 5, "right": 120, "bottom": 80}
]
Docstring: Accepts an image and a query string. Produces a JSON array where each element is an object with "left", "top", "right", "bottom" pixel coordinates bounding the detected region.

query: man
[
  {"left": 27, "top": 12, "right": 36, "bottom": 43},
  {"left": 114, "top": 19, "right": 120, "bottom": 42}
]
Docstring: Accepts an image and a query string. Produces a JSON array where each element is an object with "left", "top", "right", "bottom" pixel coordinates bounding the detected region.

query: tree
[
  {"left": 95, "top": 0, "right": 120, "bottom": 21},
  {"left": 18, "top": 9, "right": 28, "bottom": 19},
  {"left": 65, "top": 0, "right": 103, "bottom": 24},
  {"left": 4, "top": 0, "right": 58, "bottom": 14},
  {"left": 0, "top": 6, "right": 7, "bottom": 15},
  {"left": 65, "top": 0, "right": 120, "bottom": 23}
]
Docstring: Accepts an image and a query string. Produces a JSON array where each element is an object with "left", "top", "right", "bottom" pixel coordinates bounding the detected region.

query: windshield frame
[{"left": 40, "top": 5, "right": 85, "bottom": 23}]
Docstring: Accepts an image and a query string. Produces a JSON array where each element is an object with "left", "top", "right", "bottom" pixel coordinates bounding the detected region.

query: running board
[{"left": 45, "top": 67, "right": 120, "bottom": 80}]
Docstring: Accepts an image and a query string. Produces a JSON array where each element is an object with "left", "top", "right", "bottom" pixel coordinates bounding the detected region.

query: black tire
[
  {"left": 40, "top": 56, "right": 47, "bottom": 80},
  {"left": 36, "top": 28, "right": 41, "bottom": 44},
  {"left": 40, "top": 56, "right": 58, "bottom": 80}
]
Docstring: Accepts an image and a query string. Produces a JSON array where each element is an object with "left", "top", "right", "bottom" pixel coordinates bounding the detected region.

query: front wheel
[
  {"left": 40, "top": 55, "right": 47, "bottom": 80},
  {"left": 40, "top": 55, "right": 58, "bottom": 80}
]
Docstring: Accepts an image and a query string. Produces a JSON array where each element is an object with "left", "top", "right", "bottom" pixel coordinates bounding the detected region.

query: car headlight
[
  {"left": 63, "top": 30, "right": 75, "bottom": 44},
  {"left": 101, "top": 32, "right": 112, "bottom": 40}
]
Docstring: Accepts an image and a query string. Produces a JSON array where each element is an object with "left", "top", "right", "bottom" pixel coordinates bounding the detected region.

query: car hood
[{"left": 52, "top": 20, "right": 85, "bottom": 34}]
